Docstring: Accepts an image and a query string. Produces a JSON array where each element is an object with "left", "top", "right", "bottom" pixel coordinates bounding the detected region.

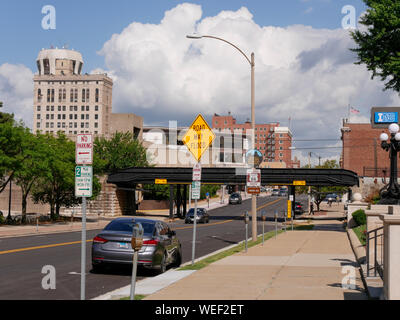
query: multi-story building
[
  {"left": 340, "top": 118, "right": 399, "bottom": 178},
  {"left": 143, "top": 125, "right": 248, "bottom": 167},
  {"left": 33, "top": 47, "right": 143, "bottom": 139},
  {"left": 212, "top": 113, "right": 297, "bottom": 168}
]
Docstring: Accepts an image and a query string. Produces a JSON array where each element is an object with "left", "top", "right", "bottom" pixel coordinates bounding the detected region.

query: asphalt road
[{"left": 0, "top": 195, "right": 294, "bottom": 300}]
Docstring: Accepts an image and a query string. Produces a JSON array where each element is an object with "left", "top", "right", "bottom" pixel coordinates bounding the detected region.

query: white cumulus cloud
[
  {"left": 0, "top": 63, "right": 33, "bottom": 128},
  {"left": 97, "top": 3, "right": 400, "bottom": 164}
]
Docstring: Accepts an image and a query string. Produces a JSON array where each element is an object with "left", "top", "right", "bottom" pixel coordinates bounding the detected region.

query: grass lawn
[{"left": 352, "top": 224, "right": 366, "bottom": 246}]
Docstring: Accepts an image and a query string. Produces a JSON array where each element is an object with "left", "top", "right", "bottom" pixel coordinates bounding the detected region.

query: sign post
[
  {"left": 182, "top": 114, "right": 215, "bottom": 266},
  {"left": 75, "top": 134, "right": 93, "bottom": 301},
  {"left": 191, "top": 166, "right": 201, "bottom": 265}
]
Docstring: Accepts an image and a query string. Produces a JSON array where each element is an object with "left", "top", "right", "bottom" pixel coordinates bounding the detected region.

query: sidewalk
[
  {"left": 94, "top": 206, "right": 368, "bottom": 300},
  {"left": 142, "top": 218, "right": 367, "bottom": 300}
]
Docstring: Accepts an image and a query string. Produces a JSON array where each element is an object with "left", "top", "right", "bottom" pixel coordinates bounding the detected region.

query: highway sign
[
  {"left": 75, "top": 166, "right": 93, "bottom": 197},
  {"left": 192, "top": 163, "right": 202, "bottom": 181},
  {"left": 76, "top": 134, "right": 93, "bottom": 165},
  {"left": 247, "top": 169, "right": 261, "bottom": 187},
  {"left": 191, "top": 181, "right": 201, "bottom": 200},
  {"left": 182, "top": 114, "right": 215, "bottom": 162},
  {"left": 247, "top": 186, "right": 260, "bottom": 194}
]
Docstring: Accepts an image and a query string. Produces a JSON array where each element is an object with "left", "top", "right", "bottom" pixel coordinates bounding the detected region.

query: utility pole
[{"left": 308, "top": 152, "right": 311, "bottom": 214}]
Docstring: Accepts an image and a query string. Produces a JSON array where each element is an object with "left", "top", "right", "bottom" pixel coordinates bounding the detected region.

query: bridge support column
[
  {"left": 169, "top": 184, "right": 174, "bottom": 220},
  {"left": 183, "top": 185, "right": 187, "bottom": 218}
]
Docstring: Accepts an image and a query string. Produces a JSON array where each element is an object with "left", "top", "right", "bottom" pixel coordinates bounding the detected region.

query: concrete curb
[{"left": 346, "top": 228, "right": 383, "bottom": 299}]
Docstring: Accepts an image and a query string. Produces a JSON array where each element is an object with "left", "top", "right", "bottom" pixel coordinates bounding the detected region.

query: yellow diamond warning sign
[{"left": 182, "top": 114, "right": 216, "bottom": 162}]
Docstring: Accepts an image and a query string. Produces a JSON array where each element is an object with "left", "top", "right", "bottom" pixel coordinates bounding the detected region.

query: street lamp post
[
  {"left": 379, "top": 123, "right": 400, "bottom": 204},
  {"left": 187, "top": 34, "right": 258, "bottom": 241}
]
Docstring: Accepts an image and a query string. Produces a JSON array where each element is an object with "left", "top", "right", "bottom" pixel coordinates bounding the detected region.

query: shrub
[{"left": 352, "top": 209, "right": 366, "bottom": 226}]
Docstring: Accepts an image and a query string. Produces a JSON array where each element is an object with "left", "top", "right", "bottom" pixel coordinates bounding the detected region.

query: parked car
[
  {"left": 229, "top": 192, "right": 242, "bottom": 204},
  {"left": 92, "top": 217, "right": 182, "bottom": 274},
  {"left": 294, "top": 202, "right": 304, "bottom": 215},
  {"left": 185, "top": 208, "right": 210, "bottom": 224},
  {"left": 272, "top": 189, "right": 280, "bottom": 196}
]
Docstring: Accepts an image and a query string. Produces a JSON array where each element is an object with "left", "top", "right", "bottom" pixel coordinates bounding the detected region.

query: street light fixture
[
  {"left": 378, "top": 123, "right": 400, "bottom": 204},
  {"left": 186, "top": 33, "right": 258, "bottom": 241}
]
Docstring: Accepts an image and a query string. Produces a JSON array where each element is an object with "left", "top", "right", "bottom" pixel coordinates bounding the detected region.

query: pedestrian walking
[{"left": 310, "top": 201, "right": 314, "bottom": 215}]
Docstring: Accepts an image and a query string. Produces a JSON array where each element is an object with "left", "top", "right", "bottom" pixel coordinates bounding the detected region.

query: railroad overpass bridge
[{"left": 107, "top": 167, "right": 359, "bottom": 218}]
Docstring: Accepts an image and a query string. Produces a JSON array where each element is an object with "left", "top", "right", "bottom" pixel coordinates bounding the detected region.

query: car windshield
[
  {"left": 104, "top": 219, "right": 155, "bottom": 235},
  {"left": 187, "top": 209, "right": 204, "bottom": 216},
  {"left": 230, "top": 194, "right": 239, "bottom": 198}
]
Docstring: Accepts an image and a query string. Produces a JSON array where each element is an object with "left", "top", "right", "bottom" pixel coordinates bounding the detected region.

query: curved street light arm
[{"left": 200, "top": 35, "right": 253, "bottom": 67}]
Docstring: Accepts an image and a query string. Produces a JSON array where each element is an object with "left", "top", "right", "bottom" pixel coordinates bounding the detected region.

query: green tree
[
  {"left": 351, "top": 0, "right": 400, "bottom": 92},
  {"left": 13, "top": 131, "right": 49, "bottom": 222},
  {"left": 0, "top": 113, "right": 26, "bottom": 193},
  {"left": 94, "top": 131, "right": 149, "bottom": 174},
  {"left": 32, "top": 133, "right": 100, "bottom": 220}
]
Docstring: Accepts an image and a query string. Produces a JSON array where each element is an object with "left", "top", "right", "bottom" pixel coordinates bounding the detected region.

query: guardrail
[{"left": 366, "top": 226, "right": 384, "bottom": 279}]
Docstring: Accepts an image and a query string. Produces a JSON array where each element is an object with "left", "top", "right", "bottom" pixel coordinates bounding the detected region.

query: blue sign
[{"left": 374, "top": 112, "right": 398, "bottom": 124}]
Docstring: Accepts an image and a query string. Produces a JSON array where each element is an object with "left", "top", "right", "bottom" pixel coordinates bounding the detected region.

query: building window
[
  {"left": 70, "top": 89, "right": 74, "bottom": 102},
  {"left": 95, "top": 105, "right": 99, "bottom": 111},
  {"left": 86, "top": 106, "right": 89, "bottom": 111},
  {"left": 74, "top": 123, "right": 77, "bottom": 128},
  {"left": 50, "top": 114, "right": 54, "bottom": 120},
  {"left": 74, "top": 89, "right": 78, "bottom": 102},
  {"left": 62, "top": 114, "right": 66, "bottom": 120},
  {"left": 74, "top": 114, "right": 77, "bottom": 120},
  {"left": 46, "top": 123, "right": 49, "bottom": 128},
  {"left": 62, "top": 106, "right": 66, "bottom": 111},
  {"left": 37, "top": 89, "right": 42, "bottom": 102},
  {"left": 82, "top": 89, "right": 86, "bottom": 102},
  {"left": 37, "top": 106, "right": 41, "bottom": 112},
  {"left": 37, "top": 114, "right": 40, "bottom": 120},
  {"left": 81, "top": 123, "right": 84, "bottom": 128},
  {"left": 94, "top": 114, "right": 98, "bottom": 120},
  {"left": 57, "top": 122, "right": 61, "bottom": 128},
  {"left": 86, "top": 89, "right": 90, "bottom": 101},
  {"left": 95, "top": 88, "right": 99, "bottom": 103},
  {"left": 85, "top": 122, "right": 89, "bottom": 128},
  {"left": 81, "top": 114, "right": 85, "bottom": 120},
  {"left": 94, "top": 122, "right": 98, "bottom": 128}
]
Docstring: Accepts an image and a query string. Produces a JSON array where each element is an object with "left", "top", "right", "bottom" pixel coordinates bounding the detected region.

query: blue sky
[
  {"left": 0, "top": 0, "right": 367, "bottom": 73},
  {"left": 5, "top": 0, "right": 394, "bottom": 165}
]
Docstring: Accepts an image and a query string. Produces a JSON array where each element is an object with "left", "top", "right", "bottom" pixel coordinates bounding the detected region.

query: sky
[{"left": 1, "top": 0, "right": 399, "bottom": 166}]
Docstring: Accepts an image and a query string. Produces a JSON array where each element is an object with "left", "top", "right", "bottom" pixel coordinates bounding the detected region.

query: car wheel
[
  {"left": 173, "top": 251, "right": 182, "bottom": 268},
  {"left": 159, "top": 252, "right": 167, "bottom": 274},
  {"left": 91, "top": 264, "right": 104, "bottom": 274}
]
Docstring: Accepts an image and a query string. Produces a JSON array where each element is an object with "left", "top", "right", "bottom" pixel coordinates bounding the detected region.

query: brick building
[
  {"left": 340, "top": 118, "right": 397, "bottom": 178},
  {"left": 212, "top": 113, "right": 297, "bottom": 168}
]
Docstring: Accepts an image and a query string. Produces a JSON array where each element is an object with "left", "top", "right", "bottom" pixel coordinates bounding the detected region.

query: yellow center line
[
  {"left": 0, "top": 240, "right": 93, "bottom": 255},
  {"left": 175, "top": 198, "right": 284, "bottom": 230}
]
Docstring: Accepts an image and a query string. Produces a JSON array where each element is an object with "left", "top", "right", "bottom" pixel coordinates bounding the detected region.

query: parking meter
[
  {"left": 261, "top": 210, "right": 267, "bottom": 222},
  {"left": 131, "top": 222, "right": 144, "bottom": 251},
  {"left": 130, "top": 221, "right": 144, "bottom": 300}
]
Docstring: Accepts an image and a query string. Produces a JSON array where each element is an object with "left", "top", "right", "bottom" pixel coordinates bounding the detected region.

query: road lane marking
[
  {"left": 0, "top": 239, "right": 93, "bottom": 255},
  {"left": 175, "top": 198, "right": 284, "bottom": 230},
  {"left": 0, "top": 199, "right": 285, "bottom": 255},
  {"left": 257, "top": 198, "right": 284, "bottom": 210}
]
